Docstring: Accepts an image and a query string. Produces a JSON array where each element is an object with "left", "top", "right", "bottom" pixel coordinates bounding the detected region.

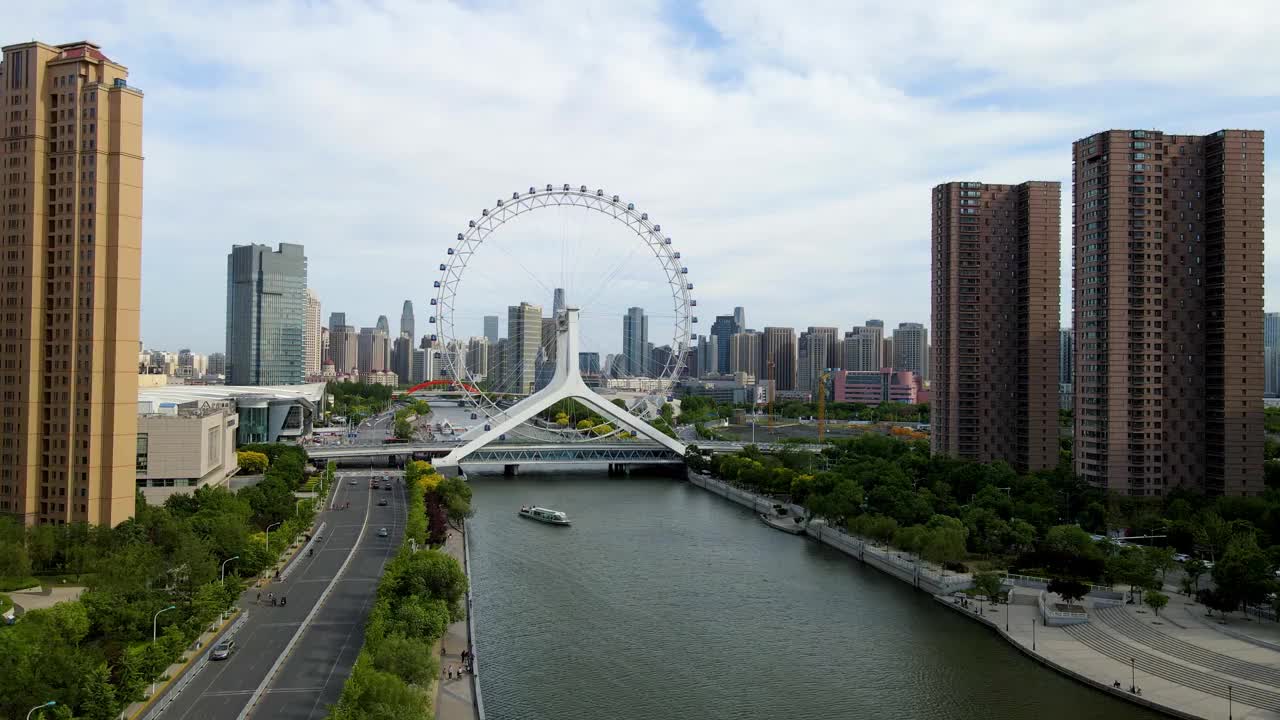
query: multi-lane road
[{"left": 164, "top": 469, "right": 407, "bottom": 720}]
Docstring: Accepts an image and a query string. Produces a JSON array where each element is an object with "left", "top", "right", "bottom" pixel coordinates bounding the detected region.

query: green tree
[
  {"left": 236, "top": 451, "right": 269, "bottom": 474},
  {"left": 1145, "top": 546, "right": 1178, "bottom": 584},
  {"left": 1047, "top": 577, "right": 1090, "bottom": 605},
  {"left": 972, "top": 571, "right": 1003, "bottom": 602},
  {"left": 1144, "top": 590, "right": 1169, "bottom": 616},
  {"left": 1213, "top": 534, "right": 1273, "bottom": 613},
  {"left": 393, "top": 417, "right": 413, "bottom": 440},
  {"left": 1183, "top": 558, "right": 1207, "bottom": 594},
  {"left": 369, "top": 633, "right": 438, "bottom": 686}
]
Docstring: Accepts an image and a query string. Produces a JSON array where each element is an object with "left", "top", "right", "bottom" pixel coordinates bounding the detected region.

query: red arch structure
[{"left": 404, "top": 379, "right": 480, "bottom": 395}]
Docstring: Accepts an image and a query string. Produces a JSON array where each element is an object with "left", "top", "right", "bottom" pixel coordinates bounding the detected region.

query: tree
[
  {"left": 1145, "top": 546, "right": 1178, "bottom": 584},
  {"left": 972, "top": 571, "right": 1003, "bottom": 602},
  {"left": 369, "top": 632, "right": 438, "bottom": 686},
  {"left": 1212, "top": 534, "right": 1273, "bottom": 613},
  {"left": 236, "top": 451, "right": 269, "bottom": 474},
  {"left": 393, "top": 417, "right": 413, "bottom": 439},
  {"left": 1144, "top": 590, "right": 1169, "bottom": 616},
  {"left": 1047, "top": 577, "right": 1089, "bottom": 605},
  {"left": 1183, "top": 559, "right": 1207, "bottom": 594}
]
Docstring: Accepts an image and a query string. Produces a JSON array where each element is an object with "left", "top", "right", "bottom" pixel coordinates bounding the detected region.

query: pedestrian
[
  {"left": 268, "top": 592, "right": 274, "bottom": 604},
  {"left": 441, "top": 642, "right": 446, "bottom": 656},
  {"left": 271, "top": 596, "right": 277, "bottom": 607},
  {"left": 257, "top": 591, "right": 262, "bottom": 604}
]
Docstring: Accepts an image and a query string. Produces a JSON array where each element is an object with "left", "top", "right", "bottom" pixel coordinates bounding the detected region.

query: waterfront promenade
[
  {"left": 686, "top": 469, "right": 1280, "bottom": 720},
  {"left": 436, "top": 527, "right": 481, "bottom": 720}
]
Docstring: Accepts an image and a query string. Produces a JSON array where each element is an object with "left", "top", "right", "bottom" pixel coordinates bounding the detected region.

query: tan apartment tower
[
  {"left": 1072, "top": 129, "right": 1264, "bottom": 497},
  {"left": 0, "top": 41, "right": 142, "bottom": 526},
  {"left": 931, "top": 181, "right": 1060, "bottom": 472}
]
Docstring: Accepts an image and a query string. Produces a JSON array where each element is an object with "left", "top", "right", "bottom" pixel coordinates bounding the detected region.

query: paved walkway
[
  {"left": 435, "top": 527, "right": 481, "bottom": 720},
  {"left": 941, "top": 592, "right": 1280, "bottom": 720}
]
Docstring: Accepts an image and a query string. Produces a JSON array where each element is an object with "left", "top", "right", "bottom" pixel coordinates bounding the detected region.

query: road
[{"left": 164, "top": 470, "right": 406, "bottom": 720}]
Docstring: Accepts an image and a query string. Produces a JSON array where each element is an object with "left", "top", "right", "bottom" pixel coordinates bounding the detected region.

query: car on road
[
  {"left": 211, "top": 639, "right": 236, "bottom": 660},
  {"left": 1173, "top": 553, "right": 1191, "bottom": 563},
  {"left": 378, "top": 498, "right": 388, "bottom": 506},
  {"left": 378, "top": 527, "right": 389, "bottom": 537},
  {"left": 348, "top": 479, "right": 357, "bottom": 485}
]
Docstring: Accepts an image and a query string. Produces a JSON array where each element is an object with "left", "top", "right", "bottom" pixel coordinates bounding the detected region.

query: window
[{"left": 135, "top": 433, "right": 148, "bottom": 472}]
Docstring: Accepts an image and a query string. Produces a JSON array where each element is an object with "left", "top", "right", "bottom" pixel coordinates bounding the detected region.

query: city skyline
[{"left": 15, "top": 3, "right": 1273, "bottom": 353}]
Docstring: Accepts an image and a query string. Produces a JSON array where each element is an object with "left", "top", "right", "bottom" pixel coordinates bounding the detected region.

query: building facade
[
  {"left": 893, "top": 323, "right": 929, "bottom": 381},
  {"left": 797, "top": 329, "right": 829, "bottom": 396},
  {"left": 304, "top": 288, "right": 321, "bottom": 378},
  {"left": 329, "top": 325, "right": 358, "bottom": 374},
  {"left": 483, "top": 315, "right": 499, "bottom": 345},
  {"left": 842, "top": 325, "right": 883, "bottom": 372},
  {"left": 0, "top": 41, "right": 144, "bottom": 525},
  {"left": 710, "top": 314, "right": 739, "bottom": 374},
  {"left": 762, "top": 327, "right": 797, "bottom": 392},
  {"left": 357, "top": 326, "right": 389, "bottom": 374},
  {"left": 833, "top": 369, "right": 921, "bottom": 405},
  {"left": 730, "top": 331, "right": 761, "bottom": 378},
  {"left": 932, "top": 180, "right": 1060, "bottom": 472},
  {"left": 226, "top": 243, "right": 307, "bottom": 386},
  {"left": 1059, "top": 327, "right": 1074, "bottom": 386},
  {"left": 400, "top": 300, "right": 414, "bottom": 341},
  {"left": 622, "top": 306, "right": 649, "bottom": 376},
  {"left": 1073, "top": 129, "right": 1264, "bottom": 496},
  {"left": 507, "top": 302, "right": 541, "bottom": 394},
  {"left": 1266, "top": 313, "right": 1280, "bottom": 398}
]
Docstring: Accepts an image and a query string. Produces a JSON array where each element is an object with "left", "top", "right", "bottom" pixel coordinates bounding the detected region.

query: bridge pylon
[{"left": 433, "top": 307, "right": 687, "bottom": 472}]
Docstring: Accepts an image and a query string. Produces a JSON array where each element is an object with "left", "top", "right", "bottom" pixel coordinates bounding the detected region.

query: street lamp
[
  {"left": 1130, "top": 657, "right": 1136, "bottom": 693},
  {"left": 264, "top": 521, "right": 283, "bottom": 565},
  {"left": 1032, "top": 617, "right": 1037, "bottom": 651},
  {"left": 151, "top": 605, "right": 177, "bottom": 696},
  {"left": 26, "top": 701, "right": 55, "bottom": 720},
  {"left": 220, "top": 556, "right": 240, "bottom": 584},
  {"left": 1228, "top": 685, "right": 1233, "bottom": 719}
]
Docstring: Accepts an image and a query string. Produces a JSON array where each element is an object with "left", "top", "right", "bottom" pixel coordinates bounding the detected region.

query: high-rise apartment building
[
  {"left": 1059, "top": 328, "right": 1074, "bottom": 385},
  {"left": 400, "top": 300, "right": 414, "bottom": 341},
  {"left": 466, "top": 337, "right": 489, "bottom": 379},
  {"left": 932, "top": 180, "right": 1060, "bottom": 472},
  {"left": 330, "top": 325, "right": 358, "bottom": 374},
  {"left": 0, "top": 41, "right": 142, "bottom": 525},
  {"left": 843, "top": 324, "right": 883, "bottom": 372},
  {"left": 507, "top": 302, "right": 541, "bottom": 394},
  {"left": 579, "top": 352, "right": 601, "bottom": 375},
  {"left": 762, "top": 327, "right": 797, "bottom": 391},
  {"left": 483, "top": 315, "right": 499, "bottom": 345},
  {"left": 226, "top": 243, "right": 307, "bottom": 386},
  {"left": 733, "top": 306, "right": 746, "bottom": 332},
  {"left": 208, "top": 352, "right": 227, "bottom": 376},
  {"left": 328, "top": 312, "right": 346, "bottom": 333},
  {"left": 304, "top": 288, "right": 321, "bottom": 378},
  {"left": 710, "top": 315, "right": 739, "bottom": 374},
  {"left": 622, "top": 306, "right": 649, "bottom": 376},
  {"left": 797, "top": 330, "right": 829, "bottom": 396},
  {"left": 358, "top": 326, "right": 389, "bottom": 374},
  {"left": 1266, "top": 313, "right": 1280, "bottom": 398},
  {"left": 730, "top": 331, "right": 762, "bottom": 378},
  {"left": 893, "top": 323, "right": 929, "bottom": 381},
  {"left": 391, "top": 334, "right": 413, "bottom": 383},
  {"left": 1073, "top": 129, "right": 1264, "bottom": 496},
  {"left": 696, "top": 335, "right": 718, "bottom": 378}
]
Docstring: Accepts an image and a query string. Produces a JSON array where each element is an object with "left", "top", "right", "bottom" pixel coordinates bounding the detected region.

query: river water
[{"left": 467, "top": 472, "right": 1161, "bottom": 720}]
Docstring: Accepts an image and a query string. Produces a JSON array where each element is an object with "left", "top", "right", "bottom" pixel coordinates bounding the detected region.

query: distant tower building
[
  {"left": 842, "top": 325, "right": 882, "bottom": 372},
  {"left": 1059, "top": 328, "right": 1074, "bottom": 385},
  {"left": 730, "top": 331, "right": 762, "bottom": 378},
  {"left": 208, "top": 352, "right": 228, "bottom": 376},
  {"left": 797, "top": 330, "right": 829, "bottom": 395},
  {"left": 392, "top": 335, "right": 413, "bottom": 383},
  {"left": 696, "top": 335, "right": 718, "bottom": 378},
  {"left": 507, "top": 302, "right": 542, "bottom": 394},
  {"left": 579, "top": 352, "right": 601, "bottom": 375},
  {"left": 933, "top": 179, "right": 1059, "bottom": 473},
  {"left": 893, "top": 323, "right": 929, "bottom": 380},
  {"left": 483, "top": 315, "right": 499, "bottom": 345},
  {"left": 553, "top": 288, "right": 567, "bottom": 314},
  {"left": 466, "top": 337, "right": 490, "bottom": 380},
  {"left": 400, "top": 300, "right": 415, "bottom": 341},
  {"left": 330, "top": 326, "right": 359, "bottom": 374},
  {"left": 304, "top": 289, "right": 322, "bottom": 378},
  {"left": 358, "top": 327, "right": 389, "bottom": 374},
  {"left": 710, "top": 315, "right": 740, "bottom": 374},
  {"left": 376, "top": 315, "right": 390, "bottom": 335},
  {"left": 329, "top": 312, "right": 346, "bottom": 333},
  {"left": 763, "top": 327, "right": 798, "bottom": 391},
  {"left": 882, "top": 338, "right": 894, "bottom": 371},
  {"left": 733, "top": 306, "right": 746, "bottom": 332},
  {"left": 1267, "top": 314, "right": 1280, "bottom": 398},
  {"left": 623, "top": 307, "right": 650, "bottom": 376},
  {"left": 321, "top": 326, "right": 330, "bottom": 366},
  {"left": 226, "top": 243, "right": 307, "bottom": 386}
]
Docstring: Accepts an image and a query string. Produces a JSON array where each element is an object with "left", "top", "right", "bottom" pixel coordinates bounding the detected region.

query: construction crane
[{"left": 817, "top": 371, "right": 830, "bottom": 442}]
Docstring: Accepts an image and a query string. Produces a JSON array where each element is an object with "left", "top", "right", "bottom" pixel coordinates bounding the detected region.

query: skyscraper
[
  {"left": 329, "top": 312, "right": 346, "bottom": 333},
  {"left": 1266, "top": 314, "right": 1280, "bottom": 398},
  {"left": 696, "top": 335, "right": 718, "bottom": 378},
  {"left": 1073, "top": 129, "right": 1264, "bottom": 496},
  {"left": 400, "top": 300, "right": 415, "bottom": 341},
  {"left": 733, "top": 306, "right": 746, "bottom": 332},
  {"left": 710, "top": 315, "right": 739, "bottom": 374},
  {"left": 208, "top": 352, "right": 228, "bottom": 376},
  {"left": 376, "top": 315, "right": 390, "bottom": 335},
  {"left": 0, "top": 40, "right": 142, "bottom": 525},
  {"left": 797, "top": 330, "right": 829, "bottom": 396},
  {"left": 623, "top": 307, "right": 650, "bottom": 376},
  {"left": 579, "top": 352, "right": 601, "bottom": 375},
  {"left": 226, "top": 243, "right": 307, "bottom": 386},
  {"left": 358, "top": 326, "right": 390, "bottom": 374},
  {"left": 933, "top": 180, "right": 1060, "bottom": 473},
  {"left": 553, "top": 288, "right": 567, "bottom": 314},
  {"left": 304, "top": 289, "right": 322, "bottom": 378},
  {"left": 893, "top": 323, "right": 929, "bottom": 380},
  {"left": 1058, "top": 328, "right": 1074, "bottom": 385},
  {"left": 730, "top": 331, "right": 762, "bottom": 378},
  {"left": 843, "top": 325, "right": 883, "bottom": 372},
  {"left": 763, "top": 327, "right": 798, "bottom": 391},
  {"left": 330, "top": 326, "right": 358, "bottom": 374},
  {"left": 466, "top": 337, "right": 489, "bottom": 379},
  {"left": 507, "top": 302, "right": 542, "bottom": 394},
  {"left": 392, "top": 334, "right": 413, "bottom": 383},
  {"left": 483, "top": 315, "right": 499, "bottom": 345}
]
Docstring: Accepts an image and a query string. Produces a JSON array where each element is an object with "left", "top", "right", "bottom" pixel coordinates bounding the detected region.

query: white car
[
  {"left": 1173, "top": 553, "right": 1191, "bottom": 563},
  {"left": 378, "top": 527, "right": 389, "bottom": 538}
]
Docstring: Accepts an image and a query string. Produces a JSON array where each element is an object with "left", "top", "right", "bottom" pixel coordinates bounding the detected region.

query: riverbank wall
[{"left": 686, "top": 471, "right": 971, "bottom": 596}]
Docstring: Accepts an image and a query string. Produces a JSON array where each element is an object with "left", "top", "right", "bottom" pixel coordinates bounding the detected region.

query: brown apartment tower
[
  {"left": 931, "top": 181, "right": 1060, "bottom": 472},
  {"left": 0, "top": 41, "right": 142, "bottom": 526},
  {"left": 1072, "top": 129, "right": 1264, "bottom": 497}
]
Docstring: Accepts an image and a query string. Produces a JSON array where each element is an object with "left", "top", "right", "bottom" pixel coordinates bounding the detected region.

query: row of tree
[
  {"left": 0, "top": 443, "right": 322, "bottom": 719},
  {"left": 393, "top": 400, "right": 433, "bottom": 440},
  {"left": 327, "top": 381, "right": 394, "bottom": 425}
]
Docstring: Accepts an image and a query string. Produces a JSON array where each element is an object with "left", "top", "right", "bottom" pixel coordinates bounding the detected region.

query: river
[{"left": 467, "top": 472, "right": 1162, "bottom": 720}]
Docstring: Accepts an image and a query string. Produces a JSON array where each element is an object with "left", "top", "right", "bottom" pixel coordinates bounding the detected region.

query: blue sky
[{"left": 14, "top": 0, "right": 1280, "bottom": 355}]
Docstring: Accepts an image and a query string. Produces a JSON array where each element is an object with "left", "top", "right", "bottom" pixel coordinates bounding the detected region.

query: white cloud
[{"left": 13, "top": 1, "right": 1278, "bottom": 353}]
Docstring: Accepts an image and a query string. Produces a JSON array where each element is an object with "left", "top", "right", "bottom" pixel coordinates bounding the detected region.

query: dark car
[
  {"left": 378, "top": 498, "right": 388, "bottom": 506},
  {"left": 211, "top": 639, "right": 235, "bottom": 660}
]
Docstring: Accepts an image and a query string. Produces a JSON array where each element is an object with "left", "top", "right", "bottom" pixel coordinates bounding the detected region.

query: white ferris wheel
[{"left": 429, "top": 184, "right": 697, "bottom": 444}]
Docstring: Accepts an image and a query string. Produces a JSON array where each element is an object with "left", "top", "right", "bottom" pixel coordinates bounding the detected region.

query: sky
[{"left": 16, "top": 0, "right": 1280, "bottom": 356}]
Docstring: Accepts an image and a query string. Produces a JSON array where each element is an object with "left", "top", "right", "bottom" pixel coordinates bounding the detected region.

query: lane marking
[{"left": 238, "top": 476, "right": 375, "bottom": 720}]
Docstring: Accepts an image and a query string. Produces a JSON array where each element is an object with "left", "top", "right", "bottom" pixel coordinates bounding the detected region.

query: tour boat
[{"left": 519, "top": 506, "right": 571, "bottom": 525}]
